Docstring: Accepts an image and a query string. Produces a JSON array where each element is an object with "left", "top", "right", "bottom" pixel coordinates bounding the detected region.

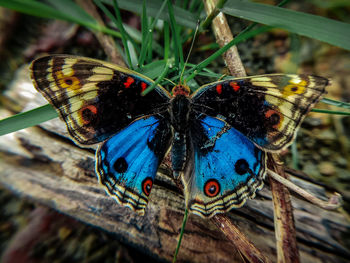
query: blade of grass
[
  {"left": 189, "top": 0, "right": 203, "bottom": 14},
  {"left": 167, "top": 0, "right": 184, "bottom": 70},
  {"left": 46, "top": 0, "right": 96, "bottom": 25},
  {"left": 0, "top": 0, "right": 94, "bottom": 25},
  {"left": 164, "top": 21, "right": 170, "bottom": 61},
  {"left": 112, "top": 0, "right": 138, "bottom": 67},
  {"left": 222, "top": 0, "right": 350, "bottom": 50},
  {"left": 138, "top": 60, "right": 167, "bottom": 79},
  {"left": 146, "top": 18, "right": 153, "bottom": 64},
  {"left": 138, "top": 0, "right": 168, "bottom": 67},
  {"left": 123, "top": 24, "right": 164, "bottom": 56},
  {"left": 172, "top": 208, "right": 189, "bottom": 263},
  {"left": 0, "top": 105, "right": 57, "bottom": 136},
  {"left": 101, "top": 0, "right": 197, "bottom": 28},
  {"left": 184, "top": 25, "right": 273, "bottom": 83},
  {"left": 311, "top": 108, "right": 350, "bottom": 115},
  {"left": 141, "top": 59, "right": 172, "bottom": 96},
  {"left": 140, "top": 0, "right": 149, "bottom": 65},
  {"left": 94, "top": 0, "right": 134, "bottom": 68},
  {"left": 321, "top": 98, "right": 350, "bottom": 109},
  {"left": 0, "top": 0, "right": 122, "bottom": 38}
]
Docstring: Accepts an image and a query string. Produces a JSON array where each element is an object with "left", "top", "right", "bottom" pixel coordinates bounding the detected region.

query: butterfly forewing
[
  {"left": 30, "top": 55, "right": 171, "bottom": 145},
  {"left": 191, "top": 74, "right": 328, "bottom": 151}
]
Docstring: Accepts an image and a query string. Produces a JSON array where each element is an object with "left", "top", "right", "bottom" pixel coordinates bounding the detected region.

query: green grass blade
[
  {"left": 167, "top": 0, "right": 184, "bottom": 70},
  {"left": 94, "top": 0, "right": 134, "bottom": 68},
  {"left": 123, "top": 24, "right": 163, "bottom": 56},
  {"left": 139, "top": 60, "right": 167, "bottom": 79},
  {"left": 146, "top": 19, "right": 153, "bottom": 64},
  {"left": 45, "top": 0, "right": 96, "bottom": 25},
  {"left": 185, "top": 25, "right": 273, "bottom": 82},
  {"left": 141, "top": 60, "right": 172, "bottom": 96},
  {"left": 321, "top": 98, "right": 350, "bottom": 109},
  {"left": 172, "top": 208, "right": 189, "bottom": 263},
  {"left": 0, "top": 0, "right": 92, "bottom": 24},
  {"left": 101, "top": 0, "right": 197, "bottom": 28},
  {"left": 138, "top": 0, "right": 167, "bottom": 67},
  {"left": 0, "top": 104, "right": 57, "bottom": 136},
  {"left": 0, "top": 0, "right": 123, "bottom": 38},
  {"left": 311, "top": 108, "right": 350, "bottom": 115},
  {"left": 112, "top": 0, "right": 139, "bottom": 65},
  {"left": 164, "top": 21, "right": 170, "bottom": 61},
  {"left": 139, "top": 0, "right": 149, "bottom": 66},
  {"left": 222, "top": 1, "right": 350, "bottom": 50}
]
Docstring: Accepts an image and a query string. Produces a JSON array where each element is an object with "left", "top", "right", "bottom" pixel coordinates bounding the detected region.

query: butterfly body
[{"left": 30, "top": 55, "right": 328, "bottom": 218}]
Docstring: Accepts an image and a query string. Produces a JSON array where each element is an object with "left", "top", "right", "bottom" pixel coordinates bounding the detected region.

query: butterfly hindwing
[
  {"left": 183, "top": 114, "right": 266, "bottom": 218},
  {"left": 96, "top": 114, "right": 172, "bottom": 215},
  {"left": 30, "top": 55, "right": 171, "bottom": 145},
  {"left": 191, "top": 74, "right": 328, "bottom": 151}
]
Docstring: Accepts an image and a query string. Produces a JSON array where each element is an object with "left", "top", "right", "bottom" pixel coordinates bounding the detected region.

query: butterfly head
[{"left": 172, "top": 84, "right": 190, "bottom": 97}]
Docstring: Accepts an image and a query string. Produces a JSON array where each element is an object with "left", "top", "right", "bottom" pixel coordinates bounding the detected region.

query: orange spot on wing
[
  {"left": 265, "top": 109, "right": 283, "bottom": 129},
  {"left": 230, "top": 81, "right": 240, "bottom": 91},
  {"left": 141, "top": 82, "right": 147, "bottom": 92},
  {"left": 124, "top": 77, "right": 135, "bottom": 88},
  {"left": 204, "top": 179, "right": 220, "bottom": 197},
  {"left": 216, "top": 84, "right": 222, "bottom": 95},
  {"left": 80, "top": 105, "right": 98, "bottom": 124},
  {"left": 56, "top": 71, "right": 81, "bottom": 90},
  {"left": 142, "top": 178, "right": 153, "bottom": 196}
]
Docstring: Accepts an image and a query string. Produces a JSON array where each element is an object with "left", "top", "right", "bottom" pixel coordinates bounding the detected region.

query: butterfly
[{"left": 30, "top": 55, "right": 329, "bottom": 218}]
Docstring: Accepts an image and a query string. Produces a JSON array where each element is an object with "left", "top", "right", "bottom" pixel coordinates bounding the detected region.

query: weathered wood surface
[{"left": 0, "top": 66, "right": 349, "bottom": 262}]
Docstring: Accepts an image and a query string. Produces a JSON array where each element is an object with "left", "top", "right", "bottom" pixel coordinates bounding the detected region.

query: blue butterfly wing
[
  {"left": 185, "top": 115, "right": 266, "bottom": 217},
  {"left": 96, "top": 114, "right": 171, "bottom": 215}
]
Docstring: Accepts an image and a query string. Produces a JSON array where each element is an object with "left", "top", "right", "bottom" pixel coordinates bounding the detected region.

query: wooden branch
[
  {"left": 203, "top": 0, "right": 246, "bottom": 77},
  {"left": 268, "top": 154, "right": 300, "bottom": 263},
  {"left": 0, "top": 59, "right": 349, "bottom": 262}
]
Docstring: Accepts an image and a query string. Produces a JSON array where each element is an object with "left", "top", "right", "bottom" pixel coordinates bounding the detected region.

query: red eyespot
[
  {"left": 80, "top": 105, "right": 98, "bottom": 124},
  {"left": 230, "top": 82, "right": 240, "bottom": 91},
  {"left": 216, "top": 84, "right": 222, "bottom": 95},
  {"left": 204, "top": 179, "right": 220, "bottom": 197},
  {"left": 141, "top": 82, "right": 147, "bottom": 92},
  {"left": 124, "top": 77, "right": 135, "bottom": 88},
  {"left": 142, "top": 178, "right": 153, "bottom": 196},
  {"left": 265, "top": 109, "right": 282, "bottom": 128}
]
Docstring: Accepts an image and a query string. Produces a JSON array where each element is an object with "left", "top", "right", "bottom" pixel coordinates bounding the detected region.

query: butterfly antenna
[
  {"left": 179, "top": 20, "right": 200, "bottom": 85},
  {"left": 172, "top": 207, "right": 189, "bottom": 263},
  {"left": 164, "top": 77, "right": 177, "bottom": 86}
]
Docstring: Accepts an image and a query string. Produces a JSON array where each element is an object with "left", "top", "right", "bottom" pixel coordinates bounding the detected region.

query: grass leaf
[
  {"left": 222, "top": 0, "right": 350, "bottom": 50},
  {"left": 0, "top": 105, "right": 57, "bottom": 136},
  {"left": 101, "top": 0, "right": 197, "bottom": 28}
]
